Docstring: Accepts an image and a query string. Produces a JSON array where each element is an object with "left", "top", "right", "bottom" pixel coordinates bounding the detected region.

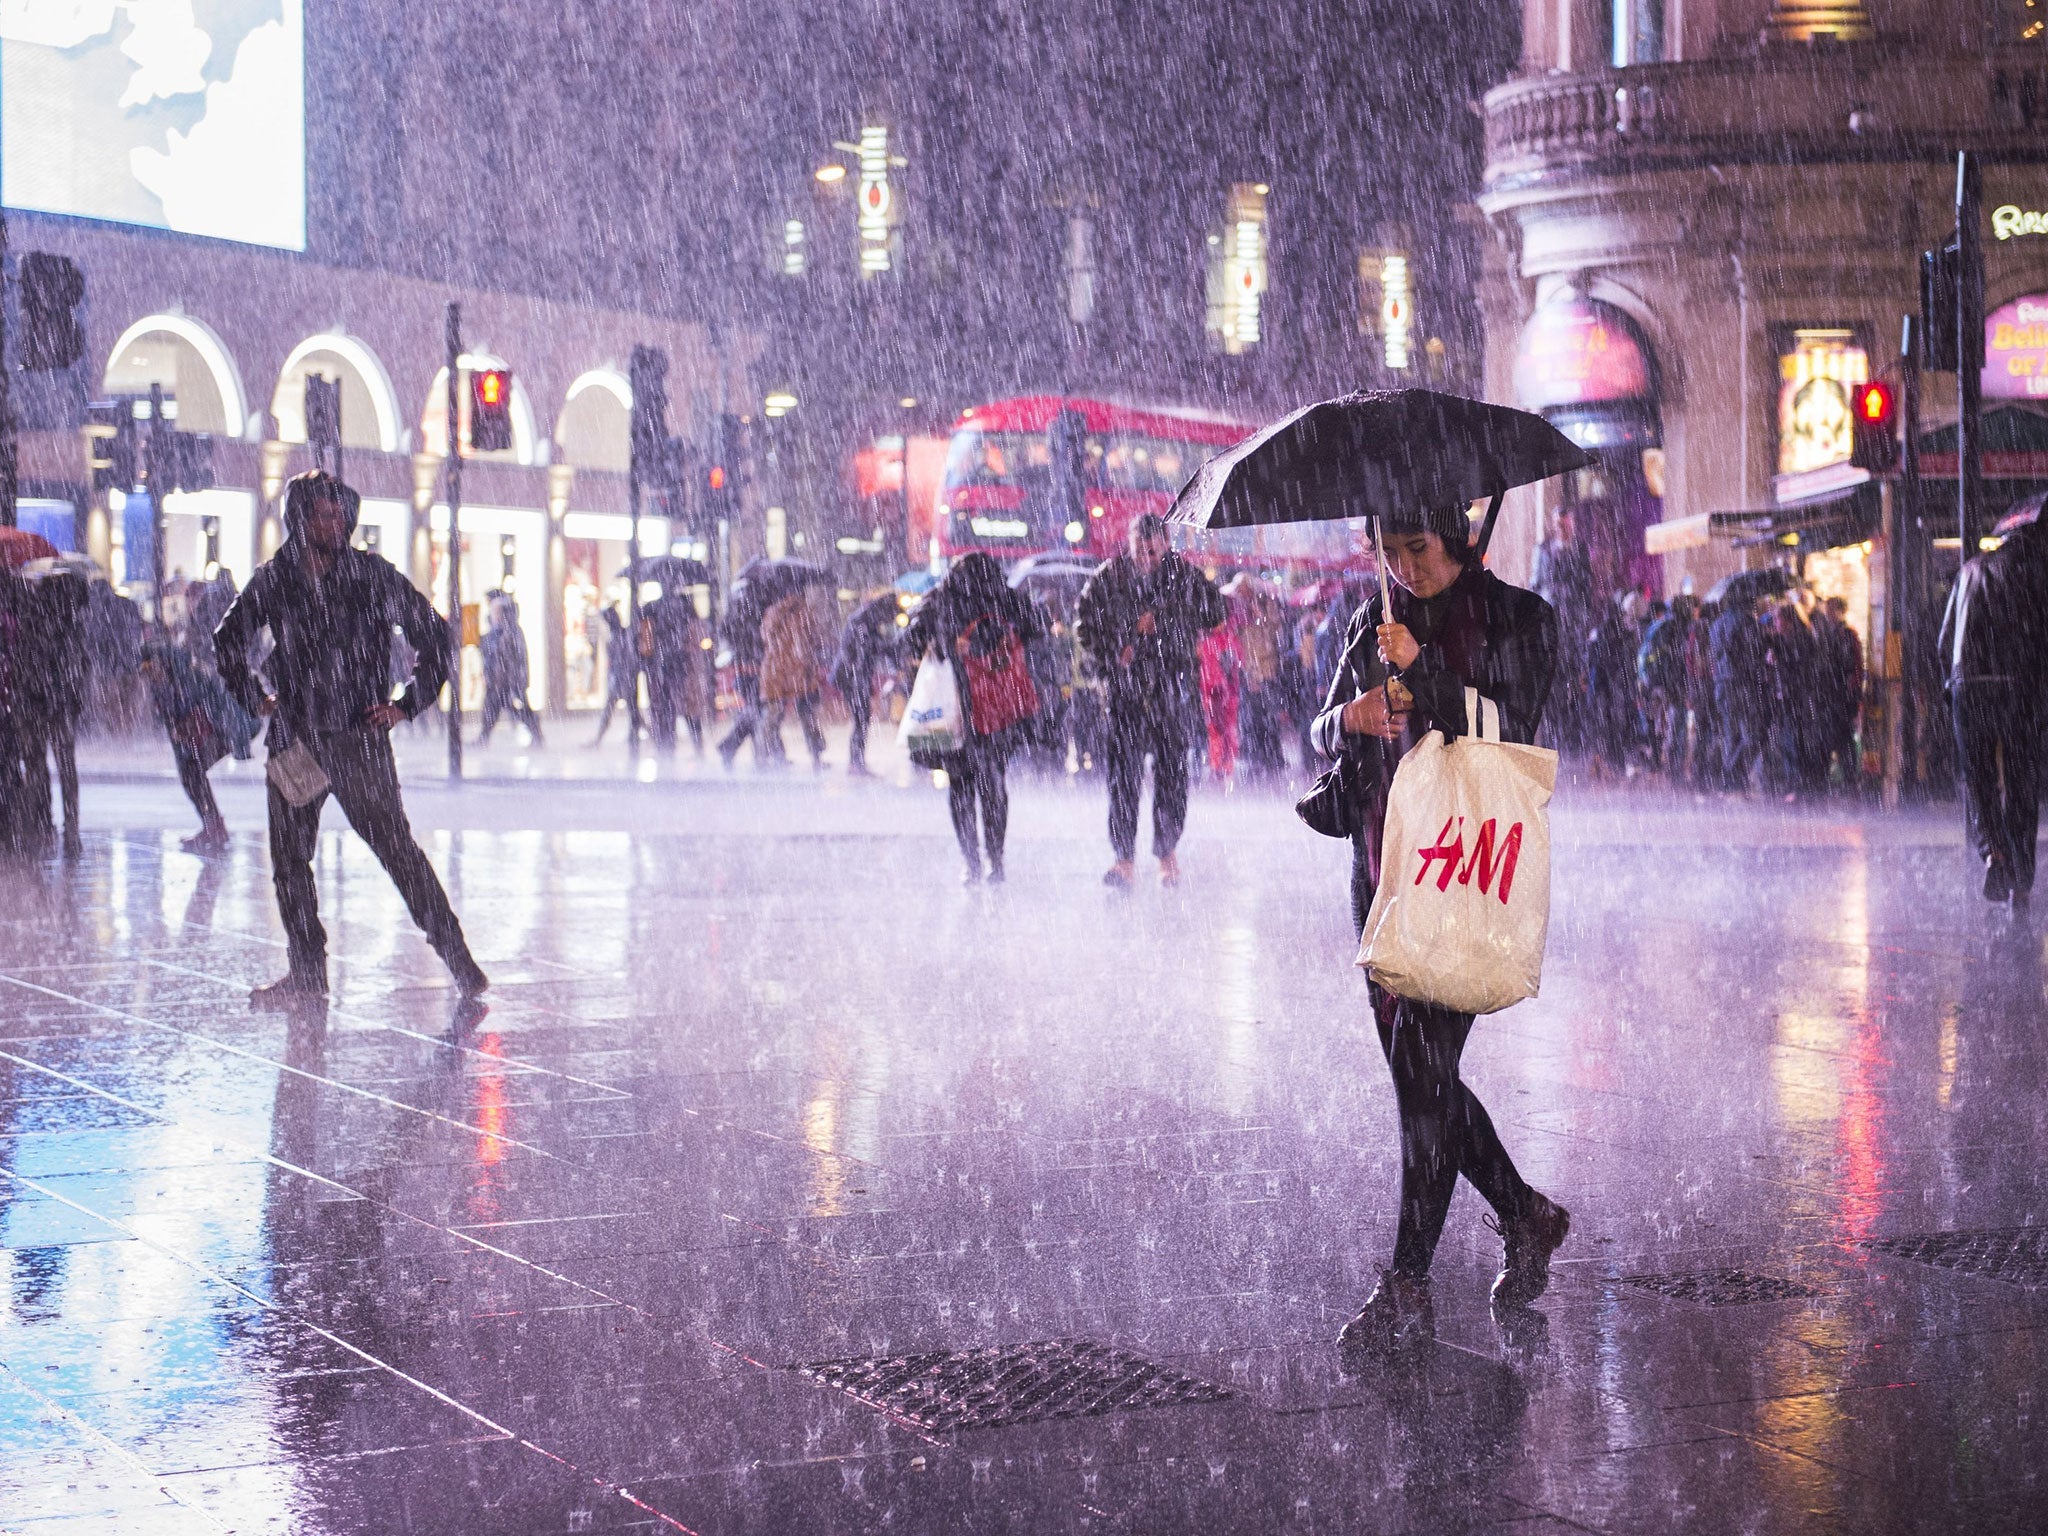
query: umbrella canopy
[
  {"left": 1008, "top": 554, "right": 1098, "bottom": 596},
  {"left": 618, "top": 554, "right": 713, "bottom": 590},
  {"left": 0, "top": 527, "right": 60, "bottom": 569},
  {"left": 1704, "top": 566, "right": 1794, "bottom": 607},
  {"left": 19, "top": 553, "right": 102, "bottom": 583},
  {"left": 1167, "top": 389, "right": 1593, "bottom": 545},
  {"left": 1993, "top": 491, "right": 2047, "bottom": 538},
  {"left": 733, "top": 557, "right": 833, "bottom": 603}
]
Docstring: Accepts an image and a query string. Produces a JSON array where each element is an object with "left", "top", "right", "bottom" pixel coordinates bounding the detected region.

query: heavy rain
[{"left": 0, "top": 1, "right": 2045, "bottom": 1532}]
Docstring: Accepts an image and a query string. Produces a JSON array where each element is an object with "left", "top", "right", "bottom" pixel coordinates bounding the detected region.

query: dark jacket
[
  {"left": 903, "top": 556, "right": 1046, "bottom": 753},
  {"left": 1709, "top": 606, "right": 1765, "bottom": 694},
  {"left": 1938, "top": 525, "right": 2048, "bottom": 691},
  {"left": 834, "top": 594, "right": 902, "bottom": 692},
  {"left": 1075, "top": 551, "right": 1226, "bottom": 711},
  {"left": 21, "top": 571, "right": 89, "bottom": 721},
  {"left": 215, "top": 540, "right": 450, "bottom": 746},
  {"left": 1312, "top": 564, "right": 1555, "bottom": 770},
  {"left": 1312, "top": 564, "right": 1555, "bottom": 931}
]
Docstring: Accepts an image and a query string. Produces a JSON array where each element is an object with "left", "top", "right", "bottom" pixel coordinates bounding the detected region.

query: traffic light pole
[
  {"left": 1898, "top": 317, "right": 1926, "bottom": 798},
  {"left": 148, "top": 382, "right": 170, "bottom": 631},
  {"left": 1957, "top": 152, "right": 1984, "bottom": 565},
  {"left": 627, "top": 410, "right": 643, "bottom": 752},
  {"left": 0, "top": 210, "right": 15, "bottom": 529},
  {"left": 444, "top": 303, "right": 464, "bottom": 782}
]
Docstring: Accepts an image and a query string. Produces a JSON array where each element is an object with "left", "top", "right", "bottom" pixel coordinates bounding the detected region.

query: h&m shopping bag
[
  {"left": 898, "top": 653, "right": 965, "bottom": 759},
  {"left": 1358, "top": 688, "right": 1557, "bottom": 1015}
]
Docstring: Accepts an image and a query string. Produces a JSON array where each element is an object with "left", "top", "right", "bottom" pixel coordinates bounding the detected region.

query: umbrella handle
[{"left": 1474, "top": 490, "right": 1506, "bottom": 561}]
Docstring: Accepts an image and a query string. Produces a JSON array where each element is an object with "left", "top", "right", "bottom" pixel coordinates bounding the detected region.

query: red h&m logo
[{"left": 1414, "top": 816, "right": 1523, "bottom": 903}]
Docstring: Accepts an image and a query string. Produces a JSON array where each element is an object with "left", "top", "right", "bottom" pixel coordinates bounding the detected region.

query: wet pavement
[{"left": 2, "top": 774, "right": 2044, "bottom": 1533}]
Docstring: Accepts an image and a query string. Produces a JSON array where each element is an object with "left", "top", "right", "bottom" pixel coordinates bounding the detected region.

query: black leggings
[
  {"left": 946, "top": 746, "right": 1010, "bottom": 873},
  {"left": 1353, "top": 839, "right": 1529, "bottom": 1276},
  {"left": 1371, "top": 983, "right": 1532, "bottom": 1276}
]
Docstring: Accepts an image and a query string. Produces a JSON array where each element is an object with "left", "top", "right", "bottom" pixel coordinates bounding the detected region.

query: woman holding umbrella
[
  {"left": 902, "top": 553, "right": 1044, "bottom": 884},
  {"left": 1311, "top": 503, "right": 1569, "bottom": 1345}
]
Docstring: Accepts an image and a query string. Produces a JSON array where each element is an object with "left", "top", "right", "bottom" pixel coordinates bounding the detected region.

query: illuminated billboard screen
[{"left": 1, "top": 0, "right": 304, "bottom": 251}]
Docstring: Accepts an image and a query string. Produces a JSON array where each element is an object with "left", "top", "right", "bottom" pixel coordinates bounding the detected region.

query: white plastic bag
[
  {"left": 1359, "top": 687, "right": 1557, "bottom": 1015},
  {"left": 899, "top": 653, "right": 964, "bottom": 757},
  {"left": 265, "top": 739, "right": 330, "bottom": 809}
]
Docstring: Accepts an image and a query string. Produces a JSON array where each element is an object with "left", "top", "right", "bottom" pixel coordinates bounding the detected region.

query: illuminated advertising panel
[
  {"left": 1777, "top": 329, "right": 1867, "bottom": 477},
  {"left": 1985, "top": 294, "right": 2048, "bottom": 401},
  {"left": 1, "top": 0, "right": 305, "bottom": 250}
]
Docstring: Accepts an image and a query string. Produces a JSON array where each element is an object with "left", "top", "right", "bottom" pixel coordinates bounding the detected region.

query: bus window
[{"left": 943, "top": 429, "right": 1055, "bottom": 489}]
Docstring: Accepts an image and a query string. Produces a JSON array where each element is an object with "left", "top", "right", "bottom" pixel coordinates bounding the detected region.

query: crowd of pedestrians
[
  {"left": 1531, "top": 511, "right": 1865, "bottom": 798},
  {"left": 4, "top": 469, "right": 1877, "bottom": 891}
]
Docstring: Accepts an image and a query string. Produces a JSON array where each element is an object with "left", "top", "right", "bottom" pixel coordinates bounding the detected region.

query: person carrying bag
[
  {"left": 1307, "top": 501, "right": 1570, "bottom": 1353},
  {"left": 901, "top": 554, "right": 1043, "bottom": 884}
]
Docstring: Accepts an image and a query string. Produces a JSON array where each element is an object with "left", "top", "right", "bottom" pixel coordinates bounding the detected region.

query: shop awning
[
  {"left": 1647, "top": 485, "right": 1878, "bottom": 557},
  {"left": 1917, "top": 403, "right": 2048, "bottom": 478}
]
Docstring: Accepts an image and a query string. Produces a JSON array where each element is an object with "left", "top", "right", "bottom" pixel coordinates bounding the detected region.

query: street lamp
[
  {"left": 764, "top": 391, "right": 799, "bottom": 418},
  {"left": 814, "top": 164, "right": 846, "bottom": 184}
]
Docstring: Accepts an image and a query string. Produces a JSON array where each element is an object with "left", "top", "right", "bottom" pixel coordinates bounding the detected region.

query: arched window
[
  {"left": 103, "top": 314, "right": 248, "bottom": 437},
  {"left": 555, "top": 369, "right": 633, "bottom": 472},
  {"left": 273, "top": 334, "right": 403, "bottom": 452}
]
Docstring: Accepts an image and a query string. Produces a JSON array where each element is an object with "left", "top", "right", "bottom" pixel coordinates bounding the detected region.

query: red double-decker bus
[{"left": 935, "top": 395, "right": 1250, "bottom": 563}]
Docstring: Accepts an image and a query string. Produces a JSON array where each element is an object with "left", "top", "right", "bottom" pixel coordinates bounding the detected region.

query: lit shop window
[{"left": 1777, "top": 329, "right": 1869, "bottom": 477}]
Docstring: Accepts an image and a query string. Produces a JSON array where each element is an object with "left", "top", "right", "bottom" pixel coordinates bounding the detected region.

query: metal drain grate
[
  {"left": 799, "top": 1339, "right": 1232, "bottom": 1432},
  {"left": 1619, "top": 1269, "right": 1822, "bottom": 1306},
  {"left": 1865, "top": 1227, "right": 2048, "bottom": 1288}
]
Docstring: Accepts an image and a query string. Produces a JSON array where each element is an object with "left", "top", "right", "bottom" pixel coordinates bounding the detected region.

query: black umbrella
[
  {"left": 733, "top": 557, "right": 832, "bottom": 604},
  {"left": 1167, "top": 388, "right": 1593, "bottom": 558},
  {"left": 617, "top": 554, "right": 713, "bottom": 590},
  {"left": 1704, "top": 566, "right": 1793, "bottom": 607}
]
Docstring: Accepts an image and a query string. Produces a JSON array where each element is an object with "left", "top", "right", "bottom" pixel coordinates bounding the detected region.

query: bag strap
[{"left": 1462, "top": 685, "right": 1501, "bottom": 743}]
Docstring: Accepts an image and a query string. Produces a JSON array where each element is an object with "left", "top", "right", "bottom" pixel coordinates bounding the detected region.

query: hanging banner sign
[
  {"left": 1512, "top": 298, "right": 1653, "bottom": 410},
  {"left": 1984, "top": 293, "right": 2048, "bottom": 401}
]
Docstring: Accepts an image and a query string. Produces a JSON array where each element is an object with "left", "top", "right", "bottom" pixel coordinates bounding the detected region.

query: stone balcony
[{"left": 1483, "top": 48, "right": 2048, "bottom": 195}]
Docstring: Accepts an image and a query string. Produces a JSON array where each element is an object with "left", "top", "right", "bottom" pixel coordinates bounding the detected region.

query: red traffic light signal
[
  {"left": 1850, "top": 379, "right": 1898, "bottom": 475},
  {"left": 469, "top": 368, "right": 514, "bottom": 453},
  {"left": 707, "top": 464, "right": 726, "bottom": 491}
]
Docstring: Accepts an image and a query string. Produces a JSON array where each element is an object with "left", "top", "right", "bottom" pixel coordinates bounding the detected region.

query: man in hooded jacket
[
  {"left": 1077, "top": 514, "right": 1226, "bottom": 887},
  {"left": 215, "top": 471, "right": 488, "bottom": 1006},
  {"left": 1939, "top": 510, "right": 2048, "bottom": 905}
]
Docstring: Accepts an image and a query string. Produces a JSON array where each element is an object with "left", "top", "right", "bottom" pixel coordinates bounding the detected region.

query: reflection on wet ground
[{"left": 1, "top": 783, "right": 2044, "bottom": 1532}]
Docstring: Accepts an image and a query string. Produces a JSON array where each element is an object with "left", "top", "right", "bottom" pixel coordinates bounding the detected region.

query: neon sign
[
  {"left": 1992, "top": 205, "right": 2048, "bottom": 241},
  {"left": 858, "top": 125, "right": 892, "bottom": 275}
]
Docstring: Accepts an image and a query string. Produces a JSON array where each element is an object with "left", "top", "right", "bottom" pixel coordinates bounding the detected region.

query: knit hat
[{"left": 1374, "top": 502, "right": 1473, "bottom": 551}]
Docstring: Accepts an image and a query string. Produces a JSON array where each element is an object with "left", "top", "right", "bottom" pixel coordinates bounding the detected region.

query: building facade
[
  {"left": 1477, "top": 0, "right": 2048, "bottom": 623},
  {"left": 2, "top": 2, "right": 763, "bottom": 716}
]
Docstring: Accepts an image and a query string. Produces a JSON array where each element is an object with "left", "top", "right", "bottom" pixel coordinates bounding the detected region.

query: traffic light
[
  {"left": 304, "top": 373, "right": 341, "bottom": 452},
  {"left": 1850, "top": 379, "right": 1898, "bottom": 475},
  {"left": 19, "top": 252, "right": 84, "bottom": 372},
  {"left": 469, "top": 367, "right": 513, "bottom": 453},
  {"left": 161, "top": 431, "right": 215, "bottom": 494},
  {"left": 706, "top": 413, "right": 743, "bottom": 521},
  {"left": 628, "top": 345, "right": 670, "bottom": 469},
  {"left": 1919, "top": 242, "right": 1960, "bottom": 373},
  {"left": 85, "top": 401, "right": 139, "bottom": 492}
]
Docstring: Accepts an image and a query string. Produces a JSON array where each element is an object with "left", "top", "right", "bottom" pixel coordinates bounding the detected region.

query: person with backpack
[
  {"left": 902, "top": 553, "right": 1044, "bottom": 884},
  {"left": 1637, "top": 595, "right": 1694, "bottom": 780},
  {"left": 1076, "top": 514, "right": 1226, "bottom": 888}
]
